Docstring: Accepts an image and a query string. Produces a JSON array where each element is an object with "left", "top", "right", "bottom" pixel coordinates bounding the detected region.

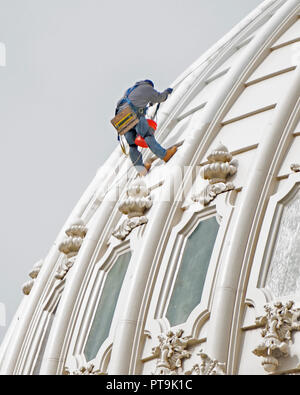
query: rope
[
  {"left": 151, "top": 103, "right": 160, "bottom": 122},
  {"left": 119, "top": 135, "right": 128, "bottom": 156}
]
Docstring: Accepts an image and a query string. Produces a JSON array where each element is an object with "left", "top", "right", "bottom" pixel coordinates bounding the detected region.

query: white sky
[{"left": 0, "top": 0, "right": 263, "bottom": 344}]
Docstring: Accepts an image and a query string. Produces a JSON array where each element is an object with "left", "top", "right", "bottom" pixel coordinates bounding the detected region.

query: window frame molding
[
  {"left": 157, "top": 207, "right": 218, "bottom": 325},
  {"left": 144, "top": 191, "right": 236, "bottom": 340},
  {"left": 65, "top": 239, "right": 131, "bottom": 373},
  {"left": 247, "top": 172, "right": 300, "bottom": 308}
]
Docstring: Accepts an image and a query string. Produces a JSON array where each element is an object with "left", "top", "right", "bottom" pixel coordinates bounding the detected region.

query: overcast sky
[{"left": 0, "top": 0, "right": 263, "bottom": 344}]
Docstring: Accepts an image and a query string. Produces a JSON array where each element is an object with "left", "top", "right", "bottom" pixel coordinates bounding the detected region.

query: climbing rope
[{"left": 118, "top": 134, "right": 128, "bottom": 156}]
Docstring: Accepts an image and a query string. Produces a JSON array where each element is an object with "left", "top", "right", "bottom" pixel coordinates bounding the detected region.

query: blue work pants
[{"left": 124, "top": 116, "right": 166, "bottom": 170}]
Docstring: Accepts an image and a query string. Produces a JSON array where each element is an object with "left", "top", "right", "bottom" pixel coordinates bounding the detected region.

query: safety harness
[
  {"left": 113, "top": 83, "right": 159, "bottom": 156},
  {"left": 115, "top": 83, "right": 143, "bottom": 156},
  {"left": 118, "top": 84, "right": 139, "bottom": 110}
]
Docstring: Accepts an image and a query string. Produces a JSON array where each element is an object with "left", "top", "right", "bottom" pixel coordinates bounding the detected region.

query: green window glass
[
  {"left": 166, "top": 217, "right": 219, "bottom": 326},
  {"left": 84, "top": 251, "right": 131, "bottom": 361}
]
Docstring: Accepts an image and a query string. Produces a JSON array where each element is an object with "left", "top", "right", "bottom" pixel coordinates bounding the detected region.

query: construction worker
[{"left": 115, "top": 80, "right": 177, "bottom": 176}]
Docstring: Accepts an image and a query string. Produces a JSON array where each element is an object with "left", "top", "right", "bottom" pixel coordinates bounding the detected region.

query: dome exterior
[{"left": 1, "top": 0, "right": 300, "bottom": 375}]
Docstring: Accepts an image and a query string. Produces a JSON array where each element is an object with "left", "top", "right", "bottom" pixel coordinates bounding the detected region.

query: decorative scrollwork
[
  {"left": 22, "top": 259, "right": 44, "bottom": 295},
  {"left": 113, "top": 179, "right": 152, "bottom": 240},
  {"left": 185, "top": 350, "right": 226, "bottom": 375},
  {"left": 151, "top": 329, "right": 199, "bottom": 375},
  {"left": 55, "top": 218, "right": 87, "bottom": 280},
  {"left": 192, "top": 143, "right": 237, "bottom": 206},
  {"left": 63, "top": 363, "right": 104, "bottom": 375},
  {"left": 252, "top": 301, "right": 300, "bottom": 372}
]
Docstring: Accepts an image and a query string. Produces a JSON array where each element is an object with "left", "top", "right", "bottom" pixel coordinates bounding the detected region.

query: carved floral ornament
[
  {"left": 63, "top": 363, "right": 104, "bottom": 375},
  {"left": 185, "top": 351, "right": 226, "bottom": 375},
  {"left": 192, "top": 143, "right": 238, "bottom": 206},
  {"left": 150, "top": 329, "right": 226, "bottom": 375},
  {"left": 112, "top": 179, "right": 152, "bottom": 240},
  {"left": 252, "top": 301, "right": 300, "bottom": 373},
  {"left": 55, "top": 218, "right": 88, "bottom": 280}
]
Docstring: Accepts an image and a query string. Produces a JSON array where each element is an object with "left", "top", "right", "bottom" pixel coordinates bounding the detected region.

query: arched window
[
  {"left": 84, "top": 251, "right": 131, "bottom": 361},
  {"left": 166, "top": 216, "right": 219, "bottom": 326},
  {"left": 264, "top": 187, "right": 300, "bottom": 298}
]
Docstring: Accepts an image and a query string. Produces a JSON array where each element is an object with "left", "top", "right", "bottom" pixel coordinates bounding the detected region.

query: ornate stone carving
[
  {"left": 192, "top": 143, "right": 237, "bottom": 206},
  {"left": 63, "top": 363, "right": 104, "bottom": 375},
  {"left": 185, "top": 350, "right": 226, "bottom": 375},
  {"left": 151, "top": 329, "right": 199, "bottom": 375},
  {"left": 252, "top": 301, "right": 300, "bottom": 373},
  {"left": 113, "top": 179, "right": 152, "bottom": 240},
  {"left": 22, "top": 282, "right": 33, "bottom": 296},
  {"left": 55, "top": 218, "right": 87, "bottom": 280},
  {"left": 290, "top": 163, "right": 300, "bottom": 173},
  {"left": 22, "top": 259, "right": 43, "bottom": 295}
]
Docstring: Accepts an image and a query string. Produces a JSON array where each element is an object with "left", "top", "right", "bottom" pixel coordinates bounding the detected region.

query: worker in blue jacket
[{"left": 115, "top": 80, "right": 177, "bottom": 176}]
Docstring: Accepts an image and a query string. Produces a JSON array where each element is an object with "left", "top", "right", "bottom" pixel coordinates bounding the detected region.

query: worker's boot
[
  {"left": 138, "top": 161, "right": 152, "bottom": 177},
  {"left": 163, "top": 146, "right": 177, "bottom": 162}
]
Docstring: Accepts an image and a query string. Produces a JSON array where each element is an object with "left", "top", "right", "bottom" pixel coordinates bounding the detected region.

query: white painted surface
[{"left": 2, "top": 0, "right": 300, "bottom": 376}]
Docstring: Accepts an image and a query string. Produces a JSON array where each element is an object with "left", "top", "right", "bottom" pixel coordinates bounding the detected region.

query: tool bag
[
  {"left": 111, "top": 83, "right": 142, "bottom": 136},
  {"left": 110, "top": 104, "right": 139, "bottom": 136}
]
